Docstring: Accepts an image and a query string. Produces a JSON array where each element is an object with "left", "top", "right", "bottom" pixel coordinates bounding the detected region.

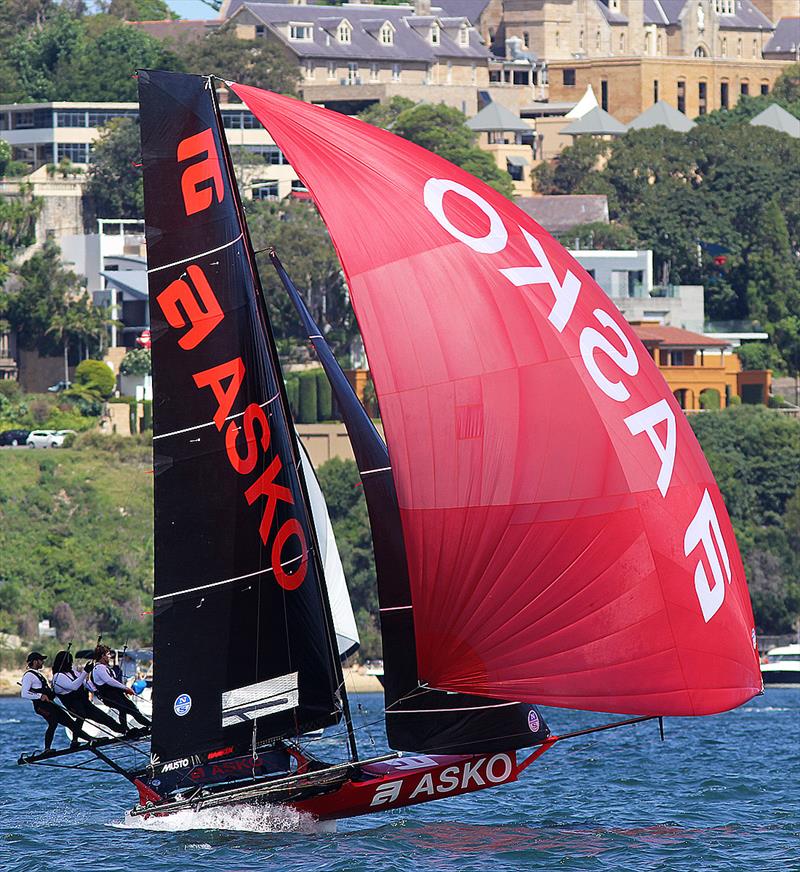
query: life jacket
[
  {"left": 54, "top": 669, "right": 90, "bottom": 708},
  {"left": 25, "top": 669, "right": 55, "bottom": 702}
]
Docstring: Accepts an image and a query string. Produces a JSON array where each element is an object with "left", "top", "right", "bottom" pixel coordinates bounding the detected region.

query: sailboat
[{"left": 19, "top": 69, "right": 762, "bottom": 822}]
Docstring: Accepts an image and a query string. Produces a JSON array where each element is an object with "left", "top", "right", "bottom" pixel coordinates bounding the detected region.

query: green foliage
[
  {"left": 104, "top": 0, "right": 177, "bottom": 20},
  {"left": 316, "top": 457, "right": 380, "bottom": 658},
  {"left": 0, "top": 440, "right": 154, "bottom": 645},
  {"left": 248, "top": 200, "right": 357, "bottom": 356},
  {"left": 119, "top": 347, "right": 151, "bottom": 376},
  {"left": 284, "top": 373, "right": 300, "bottom": 419},
  {"left": 534, "top": 134, "right": 609, "bottom": 195},
  {"left": 0, "top": 187, "right": 42, "bottom": 288},
  {"left": 75, "top": 359, "right": 115, "bottom": 398},
  {"left": 298, "top": 370, "right": 318, "bottom": 423},
  {"left": 735, "top": 341, "right": 784, "bottom": 373},
  {"left": 174, "top": 23, "right": 299, "bottom": 95},
  {"left": 360, "top": 100, "right": 514, "bottom": 198},
  {"left": 316, "top": 369, "right": 333, "bottom": 421},
  {"left": 690, "top": 406, "right": 800, "bottom": 633},
  {"left": 84, "top": 117, "right": 144, "bottom": 222}
]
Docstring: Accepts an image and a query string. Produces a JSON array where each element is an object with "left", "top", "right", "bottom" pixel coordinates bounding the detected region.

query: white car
[{"left": 26, "top": 429, "right": 76, "bottom": 448}]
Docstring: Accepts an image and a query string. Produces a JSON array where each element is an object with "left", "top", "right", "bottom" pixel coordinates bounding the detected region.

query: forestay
[{"left": 233, "top": 83, "right": 762, "bottom": 717}]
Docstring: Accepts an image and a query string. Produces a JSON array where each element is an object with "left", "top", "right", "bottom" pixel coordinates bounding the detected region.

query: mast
[{"left": 208, "top": 79, "right": 358, "bottom": 763}]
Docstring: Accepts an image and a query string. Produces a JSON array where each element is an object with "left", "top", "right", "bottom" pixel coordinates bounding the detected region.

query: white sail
[{"left": 298, "top": 438, "right": 360, "bottom": 659}]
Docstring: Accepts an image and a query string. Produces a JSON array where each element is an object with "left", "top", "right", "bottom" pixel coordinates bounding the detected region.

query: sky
[{"left": 165, "top": 0, "right": 221, "bottom": 19}]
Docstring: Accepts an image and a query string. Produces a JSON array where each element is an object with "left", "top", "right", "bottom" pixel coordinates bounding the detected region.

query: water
[{"left": 1, "top": 691, "right": 798, "bottom": 871}]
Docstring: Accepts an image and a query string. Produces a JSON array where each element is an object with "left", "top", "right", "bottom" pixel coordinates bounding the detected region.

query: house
[
  {"left": 629, "top": 322, "right": 770, "bottom": 409},
  {"left": 223, "top": 0, "right": 490, "bottom": 115},
  {"left": 515, "top": 194, "right": 609, "bottom": 234}
]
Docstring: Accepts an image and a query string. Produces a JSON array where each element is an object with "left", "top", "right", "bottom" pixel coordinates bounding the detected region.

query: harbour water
[{"left": 1, "top": 689, "right": 798, "bottom": 872}]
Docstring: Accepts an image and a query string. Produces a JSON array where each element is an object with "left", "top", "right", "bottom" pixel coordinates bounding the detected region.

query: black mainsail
[{"left": 139, "top": 70, "right": 343, "bottom": 767}]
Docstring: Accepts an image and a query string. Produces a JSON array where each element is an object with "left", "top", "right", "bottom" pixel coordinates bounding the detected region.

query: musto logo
[{"left": 369, "top": 754, "right": 515, "bottom": 808}]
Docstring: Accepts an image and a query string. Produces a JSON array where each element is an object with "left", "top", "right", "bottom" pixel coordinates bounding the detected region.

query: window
[
  {"left": 555, "top": 30, "right": 560, "bottom": 48},
  {"left": 431, "top": 23, "right": 440, "bottom": 45},
  {"left": 720, "top": 81, "right": 729, "bottom": 109},
  {"left": 392, "top": 63, "right": 401, "bottom": 82},
  {"left": 255, "top": 25, "right": 265, "bottom": 37},
  {"left": 328, "top": 61, "right": 336, "bottom": 80},
  {"left": 653, "top": 79, "right": 659, "bottom": 103},
  {"left": 714, "top": 0, "right": 734, "bottom": 13},
  {"left": 221, "top": 111, "right": 259, "bottom": 129},
  {"left": 289, "top": 23, "right": 313, "bottom": 42},
  {"left": 563, "top": 68, "right": 576, "bottom": 86},
  {"left": 337, "top": 21, "right": 351, "bottom": 44},
  {"left": 720, "top": 37, "right": 727, "bottom": 57},
  {"left": 304, "top": 61, "right": 314, "bottom": 80},
  {"left": 252, "top": 181, "right": 278, "bottom": 201},
  {"left": 737, "top": 38, "right": 742, "bottom": 58},
  {"left": 677, "top": 80, "right": 686, "bottom": 114},
  {"left": 619, "top": 32, "right": 625, "bottom": 53},
  {"left": 523, "top": 31, "right": 529, "bottom": 49},
  {"left": 370, "top": 63, "right": 379, "bottom": 82},
  {"left": 57, "top": 143, "right": 89, "bottom": 163},
  {"left": 596, "top": 30, "right": 601, "bottom": 50},
  {"left": 263, "top": 145, "right": 287, "bottom": 165},
  {"left": 347, "top": 62, "right": 359, "bottom": 84},
  {"left": 694, "top": 45, "right": 708, "bottom": 57},
  {"left": 753, "top": 38, "right": 758, "bottom": 57},
  {"left": 12, "top": 111, "right": 35, "bottom": 129},
  {"left": 761, "top": 82, "right": 769, "bottom": 95},
  {"left": 446, "top": 61, "right": 452, "bottom": 84},
  {"left": 471, "top": 63, "right": 476, "bottom": 84},
  {"left": 657, "top": 33, "right": 662, "bottom": 53},
  {"left": 645, "top": 32, "right": 651, "bottom": 54},
  {"left": 740, "top": 81, "right": 749, "bottom": 96},
  {"left": 579, "top": 30, "right": 584, "bottom": 50},
  {"left": 56, "top": 110, "right": 86, "bottom": 127},
  {"left": 601, "top": 79, "right": 608, "bottom": 111},
  {"left": 380, "top": 22, "right": 394, "bottom": 45},
  {"left": 291, "top": 179, "right": 308, "bottom": 193},
  {"left": 459, "top": 25, "right": 469, "bottom": 47},
  {"left": 609, "top": 0, "right": 620, "bottom": 9},
  {"left": 698, "top": 81, "right": 707, "bottom": 115}
]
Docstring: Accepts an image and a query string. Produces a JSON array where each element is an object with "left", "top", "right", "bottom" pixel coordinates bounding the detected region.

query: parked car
[
  {"left": 26, "top": 429, "right": 76, "bottom": 448},
  {"left": 0, "top": 429, "right": 30, "bottom": 446},
  {"left": 47, "top": 380, "right": 72, "bottom": 392}
]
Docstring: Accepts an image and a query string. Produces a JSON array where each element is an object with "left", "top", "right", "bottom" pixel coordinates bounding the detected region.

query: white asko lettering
[{"left": 423, "top": 178, "right": 730, "bottom": 622}]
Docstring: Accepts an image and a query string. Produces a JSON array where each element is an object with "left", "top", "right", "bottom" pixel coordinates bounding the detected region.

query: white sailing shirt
[
  {"left": 91, "top": 664, "right": 128, "bottom": 691},
  {"left": 20, "top": 670, "right": 50, "bottom": 701},
  {"left": 52, "top": 669, "right": 87, "bottom": 695}
]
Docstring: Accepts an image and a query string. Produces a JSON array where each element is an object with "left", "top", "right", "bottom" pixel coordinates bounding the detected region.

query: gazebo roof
[
  {"left": 466, "top": 100, "right": 531, "bottom": 133},
  {"left": 749, "top": 103, "right": 800, "bottom": 138},
  {"left": 561, "top": 106, "right": 626, "bottom": 137},
  {"left": 627, "top": 100, "right": 696, "bottom": 133}
]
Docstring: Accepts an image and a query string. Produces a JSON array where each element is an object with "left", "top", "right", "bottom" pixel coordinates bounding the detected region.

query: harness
[{"left": 25, "top": 669, "right": 55, "bottom": 701}]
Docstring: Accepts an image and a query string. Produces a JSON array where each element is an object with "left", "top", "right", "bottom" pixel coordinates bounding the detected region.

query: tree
[
  {"left": 2, "top": 241, "right": 83, "bottom": 355},
  {"left": 0, "top": 186, "right": 42, "bottom": 289},
  {"left": 103, "top": 0, "right": 176, "bottom": 20},
  {"left": 533, "top": 134, "right": 609, "bottom": 195},
  {"left": 358, "top": 96, "right": 415, "bottom": 130},
  {"left": 84, "top": 117, "right": 143, "bottom": 221},
  {"left": 247, "top": 199, "right": 358, "bottom": 357},
  {"left": 373, "top": 102, "right": 514, "bottom": 198},
  {"left": 773, "top": 316, "right": 800, "bottom": 405},
  {"left": 174, "top": 23, "right": 299, "bottom": 95},
  {"left": 745, "top": 198, "right": 800, "bottom": 327},
  {"left": 75, "top": 359, "right": 115, "bottom": 398},
  {"left": 735, "top": 341, "right": 784, "bottom": 373}
]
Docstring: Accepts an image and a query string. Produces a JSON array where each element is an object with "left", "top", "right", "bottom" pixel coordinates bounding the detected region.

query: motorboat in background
[{"left": 761, "top": 643, "right": 800, "bottom": 686}]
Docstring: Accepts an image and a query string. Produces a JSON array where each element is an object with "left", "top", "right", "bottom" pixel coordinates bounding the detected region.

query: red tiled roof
[{"left": 630, "top": 324, "right": 728, "bottom": 348}]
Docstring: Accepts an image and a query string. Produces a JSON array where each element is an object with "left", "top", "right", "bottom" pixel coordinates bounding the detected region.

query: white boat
[{"left": 761, "top": 643, "right": 800, "bottom": 686}]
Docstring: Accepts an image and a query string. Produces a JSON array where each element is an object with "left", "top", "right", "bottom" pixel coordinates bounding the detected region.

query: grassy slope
[{"left": 0, "top": 437, "right": 153, "bottom": 648}]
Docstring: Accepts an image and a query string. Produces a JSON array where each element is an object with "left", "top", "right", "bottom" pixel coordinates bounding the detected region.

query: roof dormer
[
  {"left": 379, "top": 21, "right": 395, "bottom": 46},
  {"left": 337, "top": 19, "right": 352, "bottom": 44},
  {"left": 431, "top": 21, "right": 440, "bottom": 46}
]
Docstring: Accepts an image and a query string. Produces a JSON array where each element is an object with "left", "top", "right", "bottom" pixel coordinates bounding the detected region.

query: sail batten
[{"left": 235, "top": 83, "right": 762, "bottom": 717}]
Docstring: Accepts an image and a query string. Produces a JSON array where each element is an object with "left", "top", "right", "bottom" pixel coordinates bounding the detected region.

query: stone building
[{"left": 224, "top": 1, "right": 491, "bottom": 115}]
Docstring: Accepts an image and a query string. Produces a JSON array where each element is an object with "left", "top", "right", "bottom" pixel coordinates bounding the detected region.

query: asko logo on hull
[
  {"left": 368, "top": 753, "right": 517, "bottom": 809},
  {"left": 154, "top": 128, "right": 308, "bottom": 591}
]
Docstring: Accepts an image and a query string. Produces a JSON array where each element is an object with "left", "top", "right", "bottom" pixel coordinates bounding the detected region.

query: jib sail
[
  {"left": 272, "top": 253, "right": 548, "bottom": 754},
  {"left": 234, "top": 84, "right": 761, "bottom": 717},
  {"left": 139, "top": 70, "right": 341, "bottom": 766}
]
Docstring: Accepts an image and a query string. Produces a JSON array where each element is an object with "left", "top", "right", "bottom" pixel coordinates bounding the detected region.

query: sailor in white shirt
[
  {"left": 20, "top": 651, "right": 93, "bottom": 751},
  {"left": 91, "top": 645, "right": 151, "bottom": 734},
  {"left": 51, "top": 650, "right": 125, "bottom": 738}
]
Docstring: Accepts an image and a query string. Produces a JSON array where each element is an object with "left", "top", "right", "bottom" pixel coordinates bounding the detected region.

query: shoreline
[{"left": 0, "top": 666, "right": 383, "bottom": 697}]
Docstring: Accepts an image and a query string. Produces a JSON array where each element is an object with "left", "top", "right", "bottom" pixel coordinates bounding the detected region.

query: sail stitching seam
[
  {"left": 152, "top": 393, "right": 280, "bottom": 440},
  {"left": 153, "top": 550, "right": 307, "bottom": 600},
  {"left": 147, "top": 232, "right": 244, "bottom": 274}
]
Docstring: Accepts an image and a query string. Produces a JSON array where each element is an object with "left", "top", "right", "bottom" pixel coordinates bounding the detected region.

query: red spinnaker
[{"left": 233, "top": 83, "right": 762, "bottom": 716}]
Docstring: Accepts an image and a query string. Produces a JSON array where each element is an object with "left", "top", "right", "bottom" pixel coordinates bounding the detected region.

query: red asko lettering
[
  {"left": 177, "top": 128, "right": 225, "bottom": 216},
  {"left": 155, "top": 265, "right": 308, "bottom": 590}
]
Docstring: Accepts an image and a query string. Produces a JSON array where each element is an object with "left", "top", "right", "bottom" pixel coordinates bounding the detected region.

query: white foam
[{"left": 112, "top": 801, "right": 336, "bottom": 834}]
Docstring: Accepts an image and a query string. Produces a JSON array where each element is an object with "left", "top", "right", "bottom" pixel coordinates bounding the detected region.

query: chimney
[{"left": 415, "top": 0, "right": 432, "bottom": 15}]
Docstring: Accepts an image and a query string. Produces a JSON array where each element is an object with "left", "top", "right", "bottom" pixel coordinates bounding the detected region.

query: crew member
[
  {"left": 20, "top": 652, "right": 93, "bottom": 752},
  {"left": 51, "top": 650, "right": 125, "bottom": 739},
  {"left": 91, "top": 645, "right": 151, "bottom": 733}
]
